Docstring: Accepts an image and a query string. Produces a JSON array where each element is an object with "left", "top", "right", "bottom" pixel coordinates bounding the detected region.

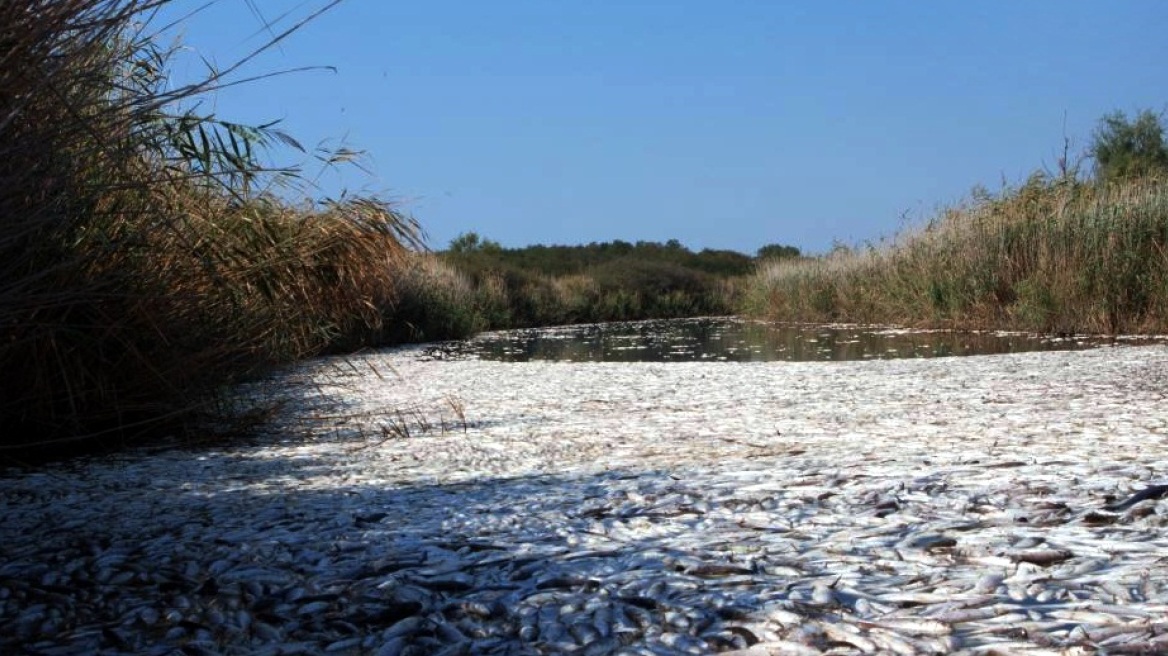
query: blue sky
[{"left": 157, "top": 1, "right": 1166, "bottom": 254}]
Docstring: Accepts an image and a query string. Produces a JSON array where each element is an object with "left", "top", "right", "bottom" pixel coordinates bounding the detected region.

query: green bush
[{"left": 1092, "top": 109, "right": 1168, "bottom": 183}]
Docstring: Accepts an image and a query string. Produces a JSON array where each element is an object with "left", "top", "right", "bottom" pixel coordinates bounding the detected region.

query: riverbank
[
  {"left": 745, "top": 175, "right": 1168, "bottom": 335},
  {"left": 3, "top": 344, "right": 1166, "bottom": 653}
]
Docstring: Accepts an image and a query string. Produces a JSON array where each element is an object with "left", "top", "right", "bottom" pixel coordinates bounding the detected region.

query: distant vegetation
[
  {"left": 746, "top": 109, "right": 1168, "bottom": 334},
  {"left": 379, "top": 237, "right": 799, "bottom": 342},
  {"left": 1092, "top": 109, "right": 1168, "bottom": 183}
]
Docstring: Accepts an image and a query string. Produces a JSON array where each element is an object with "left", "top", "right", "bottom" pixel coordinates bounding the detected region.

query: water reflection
[{"left": 428, "top": 318, "right": 1153, "bottom": 363}]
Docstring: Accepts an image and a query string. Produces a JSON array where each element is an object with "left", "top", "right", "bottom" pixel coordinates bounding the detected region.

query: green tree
[
  {"left": 756, "top": 243, "right": 801, "bottom": 260},
  {"left": 448, "top": 231, "right": 502, "bottom": 253},
  {"left": 1090, "top": 109, "right": 1168, "bottom": 182}
]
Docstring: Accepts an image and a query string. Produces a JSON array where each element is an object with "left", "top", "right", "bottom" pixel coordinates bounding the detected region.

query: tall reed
[
  {"left": 383, "top": 252, "right": 743, "bottom": 338},
  {"left": 0, "top": 1, "right": 419, "bottom": 455},
  {"left": 746, "top": 174, "right": 1168, "bottom": 334}
]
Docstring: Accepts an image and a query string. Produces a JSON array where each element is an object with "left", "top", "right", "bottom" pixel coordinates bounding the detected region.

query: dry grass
[
  {"left": 746, "top": 174, "right": 1168, "bottom": 334},
  {"left": 0, "top": 1, "right": 420, "bottom": 455}
]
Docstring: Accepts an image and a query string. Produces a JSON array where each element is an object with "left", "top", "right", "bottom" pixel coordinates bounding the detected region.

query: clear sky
[{"left": 156, "top": 1, "right": 1166, "bottom": 255}]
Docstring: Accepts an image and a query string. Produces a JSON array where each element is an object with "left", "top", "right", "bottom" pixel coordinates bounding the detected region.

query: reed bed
[
  {"left": 382, "top": 253, "right": 743, "bottom": 341},
  {"left": 746, "top": 175, "right": 1168, "bottom": 334},
  {"left": 399, "top": 239, "right": 755, "bottom": 338},
  {"left": 0, "top": 1, "right": 419, "bottom": 456}
]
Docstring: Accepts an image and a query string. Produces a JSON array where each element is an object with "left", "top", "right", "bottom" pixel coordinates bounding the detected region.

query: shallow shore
[{"left": 3, "top": 344, "right": 1168, "bottom": 654}]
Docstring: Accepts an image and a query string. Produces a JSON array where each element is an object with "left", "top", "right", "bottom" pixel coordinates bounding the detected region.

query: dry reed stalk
[
  {"left": 0, "top": 1, "right": 422, "bottom": 456},
  {"left": 748, "top": 175, "right": 1168, "bottom": 334}
]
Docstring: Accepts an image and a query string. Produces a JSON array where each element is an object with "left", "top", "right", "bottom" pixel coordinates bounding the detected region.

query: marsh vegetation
[
  {"left": 746, "top": 175, "right": 1168, "bottom": 334},
  {"left": 381, "top": 238, "right": 790, "bottom": 343},
  {"left": 0, "top": 1, "right": 421, "bottom": 455}
]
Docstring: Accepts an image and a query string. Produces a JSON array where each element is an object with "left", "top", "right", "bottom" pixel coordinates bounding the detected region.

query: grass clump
[
  {"left": 373, "top": 254, "right": 492, "bottom": 344},
  {"left": 746, "top": 174, "right": 1168, "bottom": 334},
  {"left": 0, "top": 1, "right": 420, "bottom": 456}
]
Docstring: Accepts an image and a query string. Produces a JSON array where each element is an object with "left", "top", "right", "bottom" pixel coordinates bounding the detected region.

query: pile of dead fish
[{"left": 2, "top": 343, "right": 1167, "bottom": 654}]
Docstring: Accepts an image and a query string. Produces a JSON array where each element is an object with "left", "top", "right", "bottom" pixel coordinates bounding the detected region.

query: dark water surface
[{"left": 425, "top": 317, "right": 1161, "bottom": 363}]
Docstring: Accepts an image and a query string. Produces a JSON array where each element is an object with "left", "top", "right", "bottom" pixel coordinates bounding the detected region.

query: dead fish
[
  {"left": 383, "top": 615, "right": 429, "bottom": 639},
  {"left": 1051, "top": 608, "right": 1130, "bottom": 625},
  {"left": 568, "top": 620, "right": 601, "bottom": 645},
  {"left": 658, "top": 632, "right": 709, "bottom": 653},
  {"left": 903, "top": 534, "right": 958, "bottom": 553},
  {"left": 685, "top": 562, "right": 755, "bottom": 577},
  {"left": 863, "top": 628, "right": 922, "bottom": 656},
  {"left": 973, "top": 573, "right": 1005, "bottom": 593},
  {"left": 820, "top": 622, "right": 877, "bottom": 653},
  {"left": 296, "top": 600, "right": 331, "bottom": 616},
  {"left": 928, "top": 605, "right": 1007, "bottom": 624},
  {"left": 535, "top": 574, "right": 595, "bottom": 590},
  {"left": 765, "top": 608, "right": 805, "bottom": 627},
  {"left": 859, "top": 618, "right": 951, "bottom": 637},
  {"left": 1066, "top": 621, "right": 1160, "bottom": 644},
  {"left": 663, "top": 610, "right": 691, "bottom": 630},
  {"left": 325, "top": 637, "right": 364, "bottom": 652},
  {"left": 1007, "top": 549, "right": 1074, "bottom": 566},
  {"left": 720, "top": 640, "right": 823, "bottom": 656},
  {"left": 1103, "top": 484, "right": 1168, "bottom": 511},
  {"left": 581, "top": 637, "right": 623, "bottom": 655},
  {"left": 809, "top": 584, "right": 837, "bottom": 606}
]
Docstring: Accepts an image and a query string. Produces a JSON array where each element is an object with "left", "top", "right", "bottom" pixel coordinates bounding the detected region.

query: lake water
[{"left": 423, "top": 317, "right": 1155, "bottom": 363}]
